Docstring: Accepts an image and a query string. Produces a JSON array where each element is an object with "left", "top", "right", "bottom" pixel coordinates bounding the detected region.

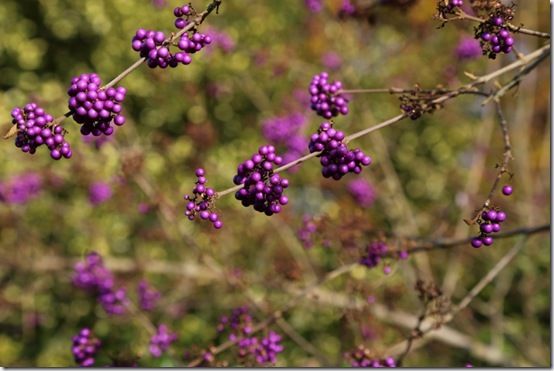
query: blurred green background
[{"left": 0, "top": 0, "right": 550, "bottom": 367}]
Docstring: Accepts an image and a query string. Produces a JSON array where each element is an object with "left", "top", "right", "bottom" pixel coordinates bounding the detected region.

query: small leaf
[
  {"left": 464, "top": 71, "right": 478, "bottom": 80},
  {"left": 3, "top": 125, "right": 17, "bottom": 140}
]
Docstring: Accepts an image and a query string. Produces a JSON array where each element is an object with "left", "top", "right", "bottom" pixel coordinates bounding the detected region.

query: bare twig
[
  {"left": 465, "top": 100, "right": 513, "bottom": 224},
  {"left": 385, "top": 237, "right": 529, "bottom": 364},
  {"left": 446, "top": 8, "right": 550, "bottom": 39}
]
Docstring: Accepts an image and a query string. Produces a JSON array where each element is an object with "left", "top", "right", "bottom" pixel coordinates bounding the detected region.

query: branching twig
[
  {"left": 2, "top": 0, "right": 222, "bottom": 138},
  {"left": 385, "top": 236, "right": 529, "bottom": 363},
  {"left": 214, "top": 44, "right": 549, "bottom": 197},
  {"left": 465, "top": 100, "right": 513, "bottom": 224},
  {"left": 444, "top": 8, "right": 550, "bottom": 39}
]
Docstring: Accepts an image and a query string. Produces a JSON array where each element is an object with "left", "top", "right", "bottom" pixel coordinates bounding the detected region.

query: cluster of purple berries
[
  {"left": 98, "top": 288, "right": 129, "bottom": 315},
  {"left": 218, "top": 307, "right": 284, "bottom": 366},
  {"left": 231, "top": 334, "right": 284, "bottom": 366},
  {"left": 437, "top": 0, "right": 463, "bottom": 17},
  {"left": 11, "top": 103, "right": 72, "bottom": 160},
  {"left": 132, "top": 29, "right": 186, "bottom": 68},
  {"left": 173, "top": 4, "right": 193, "bottom": 29},
  {"left": 475, "top": 15, "right": 514, "bottom": 59},
  {"left": 309, "top": 72, "right": 349, "bottom": 119},
  {"left": 360, "top": 241, "right": 408, "bottom": 272},
  {"left": 67, "top": 73, "right": 126, "bottom": 136},
  {"left": 252, "top": 332, "right": 284, "bottom": 365},
  {"left": 0, "top": 172, "right": 42, "bottom": 205},
  {"left": 470, "top": 207, "right": 507, "bottom": 248},
  {"left": 360, "top": 241, "right": 388, "bottom": 269},
  {"left": 184, "top": 168, "right": 223, "bottom": 229},
  {"left": 72, "top": 252, "right": 129, "bottom": 315},
  {"left": 309, "top": 122, "right": 372, "bottom": 180},
  {"left": 346, "top": 346, "right": 396, "bottom": 368},
  {"left": 470, "top": 185, "right": 512, "bottom": 248},
  {"left": 178, "top": 31, "right": 212, "bottom": 55},
  {"left": 217, "top": 306, "right": 253, "bottom": 337},
  {"left": 149, "top": 324, "right": 177, "bottom": 358},
  {"left": 138, "top": 280, "right": 161, "bottom": 311},
  {"left": 447, "top": 0, "right": 463, "bottom": 9},
  {"left": 132, "top": 30, "right": 210, "bottom": 69},
  {"left": 72, "top": 328, "right": 101, "bottom": 367},
  {"left": 233, "top": 145, "right": 290, "bottom": 216}
]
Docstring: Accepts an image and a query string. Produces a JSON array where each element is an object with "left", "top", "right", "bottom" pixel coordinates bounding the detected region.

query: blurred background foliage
[{"left": 0, "top": 0, "right": 550, "bottom": 367}]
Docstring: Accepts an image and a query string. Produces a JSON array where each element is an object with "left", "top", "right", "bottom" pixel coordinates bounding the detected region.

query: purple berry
[{"left": 502, "top": 185, "right": 513, "bottom": 196}]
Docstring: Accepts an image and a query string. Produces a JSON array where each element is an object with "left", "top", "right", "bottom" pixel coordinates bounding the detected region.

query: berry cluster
[
  {"left": 184, "top": 168, "right": 223, "bottom": 229},
  {"left": 131, "top": 12, "right": 211, "bottom": 70},
  {"left": 470, "top": 208, "right": 507, "bottom": 248},
  {"left": 173, "top": 4, "right": 193, "bottom": 29},
  {"left": 72, "top": 328, "right": 101, "bottom": 367},
  {"left": 98, "top": 288, "right": 129, "bottom": 315},
  {"left": 138, "top": 280, "right": 161, "bottom": 312},
  {"left": 73, "top": 252, "right": 129, "bottom": 315},
  {"left": 309, "top": 72, "right": 349, "bottom": 119},
  {"left": 475, "top": 7, "right": 515, "bottom": 59},
  {"left": 177, "top": 31, "right": 212, "bottom": 55},
  {"left": 233, "top": 145, "right": 289, "bottom": 216},
  {"left": 149, "top": 324, "right": 178, "bottom": 358},
  {"left": 448, "top": 0, "right": 463, "bottom": 8},
  {"left": 309, "top": 122, "right": 372, "bottom": 180},
  {"left": 11, "top": 103, "right": 72, "bottom": 160},
  {"left": 217, "top": 306, "right": 253, "bottom": 337},
  {"left": 0, "top": 172, "right": 42, "bottom": 205},
  {"left": 73, "top": 252, "right": 114, "bottom": 291},
  {"left": 253, "top": 332, "right": 284, "bottom": 365},
  {"left": 360, "top": 241, "right": 388, "bottom": 269},
  {"left": 345, "top": 345, "right": 396, "bottom": 368},
  {"left": 217, "top": 307, "right": 284, "bottom": 366},
  {"left": 132, "top": 29, "right": 190, "bottom": 68},
  {"left": 67, "top": 73, "right": 126, "bottom": 137},
  {"left": 437, "top": 0, "right": 463, "bottom": 18}
]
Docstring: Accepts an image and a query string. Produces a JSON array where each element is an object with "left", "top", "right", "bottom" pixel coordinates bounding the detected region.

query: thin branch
[
  {"left": 390, "top": 223, "right": 549, "bottom": 256},
  {"left": 386, "top": 237, "right": 529, "bottom": 363},
  {"left": 2, "top": 0, "right": 222, "bottom": 136},
  {"left": 185, "top": 264, "right": 356, "bottom": 366},
  {"left": 214, "top": 44, "right": 550, "bottom": 198},
  {"left": 452, "top": 238, "right": 525, "bottom": 315},
  {"left": 181, "top": 223, "right": 548, "bottom": 365},
  {"left": 449, "top": 8, "right": 550, "bottom": 39},
  {"left": 483, "top": 47, "right": 550, "bottom": 104},
  {"left": 465, "top": 100, "right": 513, "bottom": 224}
]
